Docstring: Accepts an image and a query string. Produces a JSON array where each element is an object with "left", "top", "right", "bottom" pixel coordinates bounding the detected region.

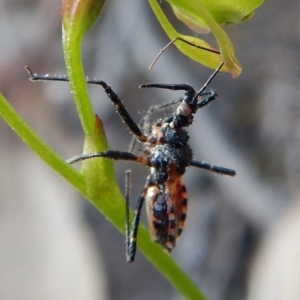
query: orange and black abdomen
[
  {"left": 145, "top": 186, "right": 169, "bottom": 246},
  {"left": 145, "top": 178, "right": 188, "bottom": 253},
  {"left": 166, "top": 179, "right": 187, "bottom": 249},
  {"left": 172, "top": 179, "right": 187, "bottom": 240}
]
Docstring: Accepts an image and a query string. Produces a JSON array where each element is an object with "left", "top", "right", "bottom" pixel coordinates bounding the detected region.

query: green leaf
[
  {"left": 168, "top": 0, "right": 243, "bottom": 77},
  {"left": 148, "top": 0, "right": 222, "bottom": 70},
  {"left": 170, "top": 0, "right": 264, "bottom": 26},
  {"left": 148, "top": 0, "right": 242, "bottom": 76}
]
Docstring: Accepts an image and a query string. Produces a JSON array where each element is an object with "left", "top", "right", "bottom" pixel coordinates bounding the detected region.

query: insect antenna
[{"left": 194, "top": 62, "right": 224, "bottom": 99}]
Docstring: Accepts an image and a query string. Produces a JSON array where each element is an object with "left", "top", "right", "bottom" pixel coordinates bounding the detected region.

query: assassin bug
[{"left": 25, "top": 62, "right": 235, "bottom": 262}]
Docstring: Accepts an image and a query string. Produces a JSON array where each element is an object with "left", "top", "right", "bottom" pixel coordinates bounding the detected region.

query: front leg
[
  {"left": 66, "top": 150, "right": 151, "bottom": 167},
  {"left": 86, "top": 80, "right": 147, "bottom": 142},
  {"left": 25, "top": 67, "right": 147, "bottom": 143}
]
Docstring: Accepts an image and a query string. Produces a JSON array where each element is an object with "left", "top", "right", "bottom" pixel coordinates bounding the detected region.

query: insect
[{"left": 25, "top": 63, "right": 236, "bottom": 262}]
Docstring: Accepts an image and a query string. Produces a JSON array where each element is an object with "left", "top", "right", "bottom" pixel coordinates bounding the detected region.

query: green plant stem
[{"left": 62, "top": 29, "right": 95, "bottom": 137}]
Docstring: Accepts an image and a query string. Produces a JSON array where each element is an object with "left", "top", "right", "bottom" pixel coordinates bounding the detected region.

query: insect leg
[
  {"left": 140, "top": 83, "right": 195, "bottom": 93},
  {"left": 25, "top": 66, "right": 69, "bottom": 83},
  {"left": 127, "top": 191, "right": 146, "bottom": 262},
  {"left": 125, "top": 170, "right": 131, "bottom": 262},
  {"left": 86, "top": 80, "right": 147, "bottom": 142},
  {"left": 25, "top": 67, "right": 147, "bottom": 143},
  {"left": 190, "top": 160, "right": 236, "bottom": 176},
  {"left": 140, "top": 62, "right": 223, "bottom": 106},
  {"left": 66, "top": 150, "right": 150, "bottom": 166}
]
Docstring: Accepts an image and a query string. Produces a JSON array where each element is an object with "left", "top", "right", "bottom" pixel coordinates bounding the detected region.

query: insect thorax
[{"left": 147, "top": 123, "right": 193, "bottom": 184}]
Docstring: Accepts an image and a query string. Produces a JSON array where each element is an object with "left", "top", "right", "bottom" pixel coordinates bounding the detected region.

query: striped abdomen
[{"left": 145, "top": 177, "right": 187, "bottom": 253}]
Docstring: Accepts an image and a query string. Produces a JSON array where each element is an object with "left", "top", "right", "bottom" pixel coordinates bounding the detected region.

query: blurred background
[{"left": 1, "top": 0, "right": 300, "bottom": 299}]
